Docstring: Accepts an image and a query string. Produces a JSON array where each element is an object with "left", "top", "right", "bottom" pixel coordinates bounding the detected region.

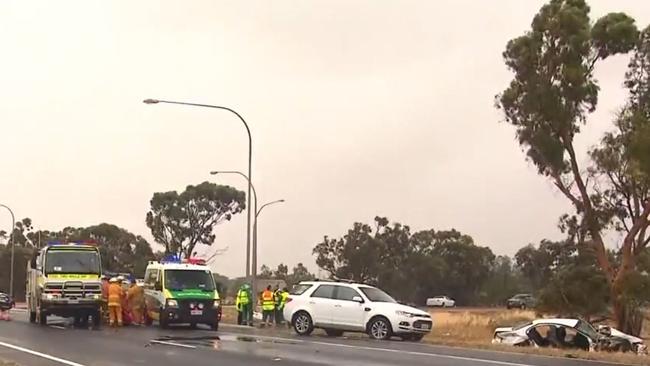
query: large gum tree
[{"left": 496, "top": 0, "right": 650, "bottom": 334}]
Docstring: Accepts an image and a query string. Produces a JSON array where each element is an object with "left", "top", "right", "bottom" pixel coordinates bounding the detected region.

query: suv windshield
[
  {"left": 360, "top": 287, "right": 396, "bottom": 303},
  {"left": 45, "top": 251, "right": 101, "bottom": 275},
  {"left": 164, "top": 270, "right": 215, "bottom": 291}
]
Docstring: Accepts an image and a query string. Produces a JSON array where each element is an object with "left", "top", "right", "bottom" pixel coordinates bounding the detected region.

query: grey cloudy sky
[{"left": 1, "top": 1, "right": 649, "bottom": 277}]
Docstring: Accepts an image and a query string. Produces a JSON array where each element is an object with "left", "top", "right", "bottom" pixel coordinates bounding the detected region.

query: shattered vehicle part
[{"left": 492, "top": 318, "right": 647, "bottom": 355}]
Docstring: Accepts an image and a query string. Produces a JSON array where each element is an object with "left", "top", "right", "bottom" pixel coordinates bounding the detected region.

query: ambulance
[{"left": 143, "top": 255, "right": 221, "bottom": 330}]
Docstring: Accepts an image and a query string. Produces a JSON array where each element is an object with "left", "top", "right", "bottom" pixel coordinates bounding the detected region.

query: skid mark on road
[{"left": 0, "top": 341, "right": 87, "bottom": 366}]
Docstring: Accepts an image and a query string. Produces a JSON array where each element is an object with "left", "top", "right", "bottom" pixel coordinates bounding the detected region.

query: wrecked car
[{"left": 492, "top": 318, "right": 647, "bottom": 355}]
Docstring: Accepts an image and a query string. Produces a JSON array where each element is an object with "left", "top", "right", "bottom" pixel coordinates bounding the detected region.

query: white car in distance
[
  {"left": 284, "top": 281, "right": 432, "bottom": 341},
  {"left": 426, "top": 296, "right": 455, "bottom": 308}
]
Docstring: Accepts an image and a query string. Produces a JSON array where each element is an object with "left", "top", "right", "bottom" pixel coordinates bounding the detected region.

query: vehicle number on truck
[{"left": 191, "top": 309, "right": 202, "bottom": 316}]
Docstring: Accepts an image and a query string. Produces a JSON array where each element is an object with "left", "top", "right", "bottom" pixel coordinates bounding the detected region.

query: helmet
[
  {"left": 109, "top": 277, "right": 118, "bottom": 283},
  {"left": 117, "top": 275, "right": 125, "bottom": 281}
]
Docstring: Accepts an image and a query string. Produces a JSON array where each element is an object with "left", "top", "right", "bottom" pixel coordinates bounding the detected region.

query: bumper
[
  {"left": 393, "top": 318, "right": 433, "bottom": 334},
  {"left": 163, "top": 306, "right": 221, "bottom": 324},
  {"left": 41, "top": 299, "right": 101, "bottom": 316}
]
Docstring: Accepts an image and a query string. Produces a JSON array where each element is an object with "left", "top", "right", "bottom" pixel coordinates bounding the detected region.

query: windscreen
[
  {"left": 360, "top": 287, "right": 396, "bottom": 303},
  {"left": 164, "top": 269, "right": 215, "bottom": 291},
  {"left": 45, "top": 250, "right": 101, "bottom": 275}
]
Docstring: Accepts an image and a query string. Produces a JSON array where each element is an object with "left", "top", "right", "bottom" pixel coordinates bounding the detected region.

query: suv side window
[
  {"left": 311, "top": 284, "right": 336, "bottom": 299},
  {"left": 335, "top": 286, "right": 361, "bottom": 301}
]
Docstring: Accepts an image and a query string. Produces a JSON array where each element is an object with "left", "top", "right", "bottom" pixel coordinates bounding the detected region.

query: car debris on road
[{"left": 492, "top": 318, "right": 647, "bottom": 355}]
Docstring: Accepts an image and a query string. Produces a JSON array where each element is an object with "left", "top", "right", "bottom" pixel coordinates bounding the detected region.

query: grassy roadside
[{"left": 221, "top": 306, "right": 649, "bottom": 365}]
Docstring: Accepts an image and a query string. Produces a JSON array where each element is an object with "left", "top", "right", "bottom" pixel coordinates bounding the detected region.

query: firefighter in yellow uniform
[
  {"left": 261, "top": 285, "right": 275, "bottom": 327},
  {"left": 107, "top": 277, "right": 124, "bottom": 327}
]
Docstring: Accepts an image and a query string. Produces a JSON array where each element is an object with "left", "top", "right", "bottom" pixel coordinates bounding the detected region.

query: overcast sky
[{"left": 1, "top": 1, "right": 649, "bottom": 277}]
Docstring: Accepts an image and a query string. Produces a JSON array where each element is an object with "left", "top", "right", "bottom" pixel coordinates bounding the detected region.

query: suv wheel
[
  {"left": 324, "top": 328, "right": 344, "bottom": 337},
  {"left": 292, "top": 311, "right": 314, "bottom": 336},
  {"left": 368, "top": 316, "right": 392, "bottom": 340}
]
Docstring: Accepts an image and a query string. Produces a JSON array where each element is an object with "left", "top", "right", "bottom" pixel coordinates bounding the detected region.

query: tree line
[{"left": 0, "top": 181, "right": 247, "bottom": 301}]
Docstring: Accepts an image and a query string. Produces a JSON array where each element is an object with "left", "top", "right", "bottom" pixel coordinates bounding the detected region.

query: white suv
[{"left": 283, "top": 281, "right": 432, "bottom": 341}]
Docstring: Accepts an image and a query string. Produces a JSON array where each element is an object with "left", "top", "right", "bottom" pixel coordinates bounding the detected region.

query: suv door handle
[
  {"left": 309, "top": 301, "right": 315, "bottom": 305},
  {"left": 334, "top": 304, "right": 342, "bottom": 307}
]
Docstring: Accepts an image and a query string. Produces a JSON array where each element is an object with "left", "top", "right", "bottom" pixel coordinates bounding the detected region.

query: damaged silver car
[{"left": 492, "top": 318, "right": 647, "bottom": 355}]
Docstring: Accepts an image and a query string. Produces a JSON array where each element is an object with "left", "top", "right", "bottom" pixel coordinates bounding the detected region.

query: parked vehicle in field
[
  {"left": 492, "top": 318, "right": 647, "bottom": 355},
  {"left": 426, "top": 296, "right": 455, "bottom": 307},
  {"left": 506, "top": 293, "right": 536, "bottom": 309},
  {"left": 284, "top": 281, "right": 432, "bottom": 341}
]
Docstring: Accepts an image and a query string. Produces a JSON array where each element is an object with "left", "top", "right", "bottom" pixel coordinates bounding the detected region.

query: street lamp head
[
  {"left": 209, "top": 171, "right": 219, "bottom": 175},
  {"left": 279, "top": 199, "right": 286, "bottom": 202},
  {"left": 143, "top": 99, "right": 160, "bottom": 104}
]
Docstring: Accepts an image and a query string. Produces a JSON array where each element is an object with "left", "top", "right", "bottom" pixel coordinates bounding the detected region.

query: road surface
[{"left": 0, "top": 309, "right": 631, "bottom": 366}]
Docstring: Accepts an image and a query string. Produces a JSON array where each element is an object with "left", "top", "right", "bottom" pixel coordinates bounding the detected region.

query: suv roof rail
[{"left": 331, "top": 277, "right": 355, "bottom": 284}]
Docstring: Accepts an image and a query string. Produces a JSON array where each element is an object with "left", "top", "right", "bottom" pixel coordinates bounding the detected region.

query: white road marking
[
  {"left": 50, "top": 325, "right": 66, "bottom": 330},
  {"left": 0, "top": 340, "right": 87, "bottom": 366},
  {"left": 149, "top": 340, "right": 196, "bottom": 349}
]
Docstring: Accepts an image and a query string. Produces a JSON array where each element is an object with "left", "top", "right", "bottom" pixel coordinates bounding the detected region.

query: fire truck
[{"left": 26, "top": 241, "right": 103, "bottom": 327}]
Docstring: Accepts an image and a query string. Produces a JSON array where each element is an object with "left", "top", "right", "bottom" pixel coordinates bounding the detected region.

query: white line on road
[
  {"left": 0, "top": 341, "right": 87, "bottom": 366},
  {"left": 50, "top": 325, "right": 66, "bottom": 330},
  {"left": 149, "top": 340, "right": 197, "bottom": 349}
]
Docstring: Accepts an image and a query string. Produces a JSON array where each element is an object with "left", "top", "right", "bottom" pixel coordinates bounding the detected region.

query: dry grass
[
  {"left": 222, "top": 305, "right": 238, "bottom": 324},
  {"left": 426, "top": 308, "right": 536, "bottom": 346}
]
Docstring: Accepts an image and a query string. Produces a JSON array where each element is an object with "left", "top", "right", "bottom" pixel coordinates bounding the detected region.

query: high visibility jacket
[
  {"left": 280, "top": 291, "right": 289, "bottom": 309},
  {"left": 236, "top": 289, "right": 250, "bottom": 307},
  {"left": 273, "top": 290, "right": 282, "bottom": 306},
  {"left": 261, "top": 290, "right": 275, "bottom": 311},
  {"left": 108, "top": 283, "right": 123, "bottom": 306},
  {"left": 101, "top": 281, "right": 109, "bottom": 300}
]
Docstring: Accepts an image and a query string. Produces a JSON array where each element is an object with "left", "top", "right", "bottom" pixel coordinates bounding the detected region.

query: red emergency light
[{"left": 184, "top": 258, "right": 206, "bottom": 265}]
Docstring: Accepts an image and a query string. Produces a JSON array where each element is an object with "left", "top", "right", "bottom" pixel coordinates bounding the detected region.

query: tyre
[
  {"left": 189, "top": 322, "right": 197, "bottom": 329},
  {"left": 159, "top": 312, "right": 169, "bottom": 329},
  {"left": 29, "top": 311, "right": 36, "bottom": 323},
  {"left": 367, "top": 316, "right": 393, "bottom": 340},
  {"left": 324, "top": 328, "right": 344, "bottom": 337},
  {"left": 211, "top": 321, "right": 219, "bottom": 331},
  {"left": 292, "top": 311, "right": 314, "bottom": 336},
  {"left": 92, "top": 310, "right": 101, "bottom": 329},
  {"left": 39, "top": 311, "right": 47, "bottom": 326},
  {"left": 506, "top": 304, "right": 512, "bottom": 310}
]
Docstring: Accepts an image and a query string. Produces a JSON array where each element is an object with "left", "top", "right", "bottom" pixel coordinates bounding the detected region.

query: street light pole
[
  {"left": 210, "top": 170, "right": 258, "bottom": 301},
  {"left": 143, "top": 99, "right": 254, "bottom": 278},
  {"left": 253, "top": 199, "right": 285, "bottom": 289},
  {"left": 0, "top": 204, "right": 16, "bottom": 298}
]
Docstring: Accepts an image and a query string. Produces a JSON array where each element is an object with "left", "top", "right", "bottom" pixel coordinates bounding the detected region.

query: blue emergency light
[{"left": 161, "top": 254, "right": 182, "bottom": 263}]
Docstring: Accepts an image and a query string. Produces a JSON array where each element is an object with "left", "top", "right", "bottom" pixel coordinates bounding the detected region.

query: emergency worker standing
[
  {"left": 236, "top": 284, "right": 253, "bottom": 326},
  {"left": 107, "top": 277, "right": 124, "bottom": 327},
  {"left": 127, "top": 281, "right": 145, "bottom": 325},
  {"left": 261, "top": 285, "right": 275, "bottom": 327}
]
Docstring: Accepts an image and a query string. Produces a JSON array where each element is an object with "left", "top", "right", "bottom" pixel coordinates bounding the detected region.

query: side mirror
[
  {"left": 154, "top": 282, "right": 163, "bottom": 291},
  {"left": 352, "top": 296, "right": 364, "bottom": 303}
]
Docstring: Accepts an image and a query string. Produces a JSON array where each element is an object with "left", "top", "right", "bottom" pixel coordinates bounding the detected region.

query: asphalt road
[{"left": 0, "top": 310, "right": 632, "bottom": 366}]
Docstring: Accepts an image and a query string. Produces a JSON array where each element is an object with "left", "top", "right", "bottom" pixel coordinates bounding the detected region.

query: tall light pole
[
  {"left": 143, "top": 99, "right": 254, "bottom": 278},
  {"left": 253, "top": 199, "right": 285, "bottom": 289},
  {"left": 0, "top": 204, "right": 16, "bottom": 298}
]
